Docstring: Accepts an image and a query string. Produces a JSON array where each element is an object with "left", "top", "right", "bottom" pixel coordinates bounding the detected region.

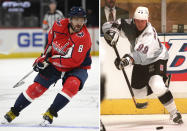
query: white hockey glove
[
  {"left": 114, "top": 54, "right": 134, "bottom": 70},
  {"left": 104, "top": 28, "right": 119, "bottom": 47}
]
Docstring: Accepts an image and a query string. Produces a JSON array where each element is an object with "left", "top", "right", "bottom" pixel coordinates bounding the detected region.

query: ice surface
[
  {"left": 0, "top": 57, "right": 99, "bottom": 131},
  {"left": 101, "top": 114, "right": 187, "bottom": 131}
]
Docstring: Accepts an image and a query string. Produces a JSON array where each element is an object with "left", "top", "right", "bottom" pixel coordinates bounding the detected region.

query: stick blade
[{"left": 136, "top": 102, "right": 148, "bottom": 109}]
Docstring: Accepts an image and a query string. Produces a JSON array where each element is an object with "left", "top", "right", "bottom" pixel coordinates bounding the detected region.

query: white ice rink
[
  {"left": 1, "top": 57, "right": 187, "bottom": 131},
  {"left": 101, "top": 114, "right": 187, "bottom": 131},
  {"left": 0, "top": 57, "right": 99, "bottom": 131}
]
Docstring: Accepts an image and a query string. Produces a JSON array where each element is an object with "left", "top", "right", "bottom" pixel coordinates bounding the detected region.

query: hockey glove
[
  {"left": 104, "top": 28, "right": 119, "bottom": 46},
  {"left": 33, "top": 54, "right": 49, "bottom": 72},
  {"left": 114, "top": 54, "right": 134, "bottom": 70}
]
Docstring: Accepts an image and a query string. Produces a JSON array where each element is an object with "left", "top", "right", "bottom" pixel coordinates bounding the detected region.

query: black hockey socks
[
  {"left": 49, "top": 93, "right": 70, "bottom": 116},
  {"left": 13, "top": 93, "right": 31, "bottom": 113},
  {"left": 158, "top": 90, "right": 177, "bottom": 115},
  {"left": 158, "top": 90, "right": 173, "bottom": 105}
]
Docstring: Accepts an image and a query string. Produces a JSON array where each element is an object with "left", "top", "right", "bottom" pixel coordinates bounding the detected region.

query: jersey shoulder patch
[
  {"left": 56, "top": 18, "right": 68, "bottom": 26},
  {"left": 76, "top": 31, "right": 84, "bottom": 37}
]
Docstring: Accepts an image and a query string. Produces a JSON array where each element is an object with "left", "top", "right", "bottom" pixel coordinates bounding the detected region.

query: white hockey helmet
[{"left": 134, "top": 6, "right": 149, "bottom": 20}]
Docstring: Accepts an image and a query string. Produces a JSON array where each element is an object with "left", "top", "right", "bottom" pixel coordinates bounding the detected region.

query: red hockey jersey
[{"left": 44, "top": 18, "right": 92, "bottom": 72}]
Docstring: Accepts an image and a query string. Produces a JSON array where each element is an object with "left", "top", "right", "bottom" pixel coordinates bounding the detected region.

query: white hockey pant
[{"left": 133, "top": 75, "right": 168, "bottom": 99}]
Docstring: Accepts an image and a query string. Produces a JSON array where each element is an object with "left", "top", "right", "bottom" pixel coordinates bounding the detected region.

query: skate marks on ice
[
  {"left": 101, "top": 114, "right": 187, "bottom": 131},
  {"left": 0, "top": 57, "right": 99, "bottom": 131}
]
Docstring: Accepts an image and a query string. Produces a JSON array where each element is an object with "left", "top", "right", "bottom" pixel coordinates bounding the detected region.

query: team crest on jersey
[{"left": 77, "top": 31, "right": 84, "bottom": 37}]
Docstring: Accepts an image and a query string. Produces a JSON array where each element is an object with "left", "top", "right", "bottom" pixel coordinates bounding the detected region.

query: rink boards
[
  {"left": 101, "top": 33, "right": 187, "bottom": 114},
  {"left": 0, "top": 28, "right": 99, "bottom": 57}
]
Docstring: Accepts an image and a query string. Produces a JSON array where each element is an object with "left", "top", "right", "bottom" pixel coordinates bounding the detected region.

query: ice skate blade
[
  {"left": 1, "top": 118, "right": 9, "bottom": 125},
  {"left": 175, "top": 119, "right": 183, "bottom": 125},
  {"left": 40, "top": 120, "right": 50, "bottom": 127}
]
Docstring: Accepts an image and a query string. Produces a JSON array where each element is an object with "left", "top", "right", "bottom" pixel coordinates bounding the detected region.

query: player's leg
[
  {"left": 41, "top": 68, "right": 88, "bottom": 125},
  {"left": 148, "top": 60, "right": 183, "bottom": 124},
  {"left": 2, "top": 64, "right": 61, "bottom": 124},
  {"left": 131, "top": 64, "right": 151, "bottom": 98}
]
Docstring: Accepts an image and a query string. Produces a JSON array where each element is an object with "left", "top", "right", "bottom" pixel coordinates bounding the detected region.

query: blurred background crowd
[{"left": 0, "top": 0, "right": 99, "bottom": 28}]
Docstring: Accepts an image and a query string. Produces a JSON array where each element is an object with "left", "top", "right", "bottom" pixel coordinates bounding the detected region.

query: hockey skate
[
  {"left": 170, "top": 111, "right": 183, "bottom": 124},
  {"left": 40, "top": 110, "right": 54, "bottom": 126},
  {"left": 1, "top": 109, "right": 18, "bottom": 124}
]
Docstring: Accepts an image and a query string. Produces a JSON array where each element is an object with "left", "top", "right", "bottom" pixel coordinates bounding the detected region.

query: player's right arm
[
  {"left": 103, "top": 18, "right": 128, "bottom": 46},
  {"left": 103, "top": 18, "right": 133, "bottom": 46},
  {"left": 33, "top": 19, "right": 57, "bottom": 72}
]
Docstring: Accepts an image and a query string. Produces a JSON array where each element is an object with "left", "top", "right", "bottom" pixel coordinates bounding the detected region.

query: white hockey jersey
[{"left": 114, "top": 18, "right": 169, "bottom": 65}]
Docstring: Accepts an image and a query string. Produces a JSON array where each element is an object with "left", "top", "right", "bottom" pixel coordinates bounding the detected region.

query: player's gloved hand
[
  {"left": 104, "top": 28, "right": 119, "bottom": 46},
  {"left": 114, "top": 54, "right": 134, "bottom": 70},
  {"left": 33, "top": 54, "right": 49, "bottom": 72}
]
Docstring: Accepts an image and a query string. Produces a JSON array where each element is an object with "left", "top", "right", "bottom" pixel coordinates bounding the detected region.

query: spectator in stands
[
  {"left": 86, "top": 8, "right": 97, "bottom": 27},
  {"left": 100, "top": 0, "right": 129, "bottom": 33},
  {"left": 43, "top": 0, "right": 64, "bottom": 48}
]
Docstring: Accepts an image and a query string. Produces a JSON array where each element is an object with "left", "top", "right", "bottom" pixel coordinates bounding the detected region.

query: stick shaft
[
  {"left": 113, "top": 45, "right": 137, "bottom": 105},
  {"left": 13, "top": 69, "right": 34, "bottom": 88},
  {"left": 19, "top": 70, "right": 34, "bottom": 81}
]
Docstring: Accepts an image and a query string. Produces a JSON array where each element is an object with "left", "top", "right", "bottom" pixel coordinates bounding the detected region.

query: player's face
[
  {"left": 134, "top": 19, "right": 147, "bottom": 31},
  {"left": 71, "top": 17, "right": 85, "bottom": 32},
  {"left": 105, "top": 0, "right": 116, "bottom": 8}
]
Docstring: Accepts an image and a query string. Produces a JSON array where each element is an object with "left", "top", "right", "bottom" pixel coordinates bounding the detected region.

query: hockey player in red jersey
[{"left": 1, "top": 7, "right": 92, "bottom": 126}]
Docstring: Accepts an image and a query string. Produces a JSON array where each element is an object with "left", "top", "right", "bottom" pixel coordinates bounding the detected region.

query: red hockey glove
[{"left": 33, "top": 54, "right": 49, "bottom": 72}]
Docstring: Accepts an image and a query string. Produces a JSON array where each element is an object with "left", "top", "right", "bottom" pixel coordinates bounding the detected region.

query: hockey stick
[
  {"left": 165, "top": 74, "right": 171, "bottom": 88},
  {"left": 112, "top": 45, "right": 148, "bottom": 109},
  {"left": 13, "top": 69, "right": 34, "bottom": 88},
  {"left": 12, "top": 53, "right": 52, "bottom": 88}
]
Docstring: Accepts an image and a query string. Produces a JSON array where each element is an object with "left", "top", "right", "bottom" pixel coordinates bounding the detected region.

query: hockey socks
[
  {"left": 48, "top": 93, "right": 70, "bottom": 116},
  {"left": 48, "top": 76, "right": 80, "bottom": 116},
  {"left": 13, "top": 93, "right": 31, "bottom": 113},
  {"left": 158, "top": 90, "right": 177, "bottom": 115},
  {"left": 2, "top": 93, "right": 31, "bottom": 123}
]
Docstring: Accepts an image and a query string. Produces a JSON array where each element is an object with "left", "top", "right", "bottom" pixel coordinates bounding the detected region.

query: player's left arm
[{"left": 49, "top": 36, "right": 92, "bottom": 68}]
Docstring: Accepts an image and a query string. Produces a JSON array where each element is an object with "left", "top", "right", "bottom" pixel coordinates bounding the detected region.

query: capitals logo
[{"left": 162, "top": 38, "right": 187, "bottom": 81}]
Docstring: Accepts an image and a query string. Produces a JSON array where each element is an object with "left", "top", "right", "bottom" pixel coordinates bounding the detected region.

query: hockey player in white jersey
[{"left": 103, "top": 6, "right": 183, "bottom": 124}]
